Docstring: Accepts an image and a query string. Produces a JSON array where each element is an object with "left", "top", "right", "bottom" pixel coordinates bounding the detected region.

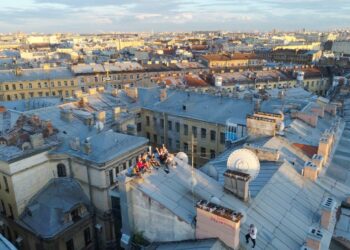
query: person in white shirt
[{"left": 245, "top": 224, "right": 257, "bottom": 248}]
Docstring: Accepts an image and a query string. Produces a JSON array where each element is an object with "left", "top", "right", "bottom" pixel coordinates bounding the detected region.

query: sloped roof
[{"left": 19, "top": 178, "right": 91, "bottom": 239}]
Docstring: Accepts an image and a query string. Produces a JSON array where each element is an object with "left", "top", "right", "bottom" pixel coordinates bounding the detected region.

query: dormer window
[{"left": 71, "top": 208, "right": 81, "bottom": 222}]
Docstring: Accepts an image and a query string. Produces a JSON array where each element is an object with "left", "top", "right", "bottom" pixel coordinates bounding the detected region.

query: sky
[{"left": 1, "top": 0, "right": 350, "bottom": 33}]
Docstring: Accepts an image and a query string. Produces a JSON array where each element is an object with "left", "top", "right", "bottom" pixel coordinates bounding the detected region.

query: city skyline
[{"left": 1, "top": 0, "right": 350, "bottom": 33}]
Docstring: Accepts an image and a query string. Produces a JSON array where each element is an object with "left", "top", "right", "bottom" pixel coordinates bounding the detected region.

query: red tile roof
[{"left": 292, "top": 143, "right": 318, "bottom": 158}]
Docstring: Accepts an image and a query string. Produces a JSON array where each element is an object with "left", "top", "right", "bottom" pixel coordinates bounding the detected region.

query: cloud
[{"left": 0, "top": 0, "right": 349, "bottom": 32}]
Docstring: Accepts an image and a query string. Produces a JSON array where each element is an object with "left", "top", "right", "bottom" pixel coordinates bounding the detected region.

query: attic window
[{"left": 71, "top": 208, "right": 81, "bottom": 222}]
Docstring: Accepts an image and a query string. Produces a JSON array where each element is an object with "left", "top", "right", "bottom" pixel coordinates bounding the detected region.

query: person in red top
[{"left": 136, "top": 156, "right": 145, "bottom": 172}]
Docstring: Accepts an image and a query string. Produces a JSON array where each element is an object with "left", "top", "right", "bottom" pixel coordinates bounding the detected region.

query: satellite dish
[
  {"left": 227, "top": 149, "right": 260, "bottom": 181},
  {"left": 176, "top": 152, "right": 189, "bottom": 164}
]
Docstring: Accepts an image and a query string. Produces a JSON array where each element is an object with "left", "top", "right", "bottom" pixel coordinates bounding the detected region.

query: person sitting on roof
[
  {"left": 245, "top": 224, "right": 257, "bottom": 248},
  {"left": 156, "top": 147, "right": 166, "bottom": 164},
  {"left": 149, "top": 153, "right": 160, "bottom": 169},
  {"left": 136, "top": 156, "right": 146, "bottom": 173}
]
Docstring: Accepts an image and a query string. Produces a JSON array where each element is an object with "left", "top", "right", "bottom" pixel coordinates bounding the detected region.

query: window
[
  {"left": 146, "top": 116, "right": 150, "bottom": 126},
  {"left": 175, "top": 122, "right": 180, "bottom": 132},
  {"left": 84, "top": 228, "right": 91, "bottom": 246},
  {"left": 137, "top": 122, "right": 142, "bottom": 132},
  {"left": 8, "top": 204, "right": 13, "bottom": 219},
  {"left": 28, "top": 83, "right": 32, "bottom": 89},
  {"left": 38, "top": 82, "right": 41, "bottom": 88},
  {"left": 19, "top": 84, "right": 23, "bottom": 89},
  {"left": 201, "top": 128, "right": 207, "bottom": 139},
  {"left": 71, "top": 80, "right": 74, "bottom": 86},
  {"left": 109, "top": 169, "right": 114, "bottom": 185},
  {"left": 3, "top": 176, "right": 9, "bottom": 193},
  {"left": 153, "top": 134, "right": 157, "bottom": 144},
  {"left": 51, "top": 81, "right": 55, "bottom": 87},
  {"left": 210, "top": 150, "right": 216, "bottom": 159},
  {"left": 200, "top": 147, "right": 206, "bottom": 157},
  {"left": 70, "top": 208, "right": 81, "bottom": 222},
  {"left": 58, "top": 81, "right": 61, "bottom": 87},
  {"left": 210, "top": 130, "right": 216, "bottom": 141},
  {"left": 123, "top": 163, "right": 127, "bottom": 170},
  {"left": 5, "top": 85, "right": 9, "bottom": 91},
  {"left": 184, "top": 142, "right": 189, "bottom": 152},
  {"left": 160, "top": 118, "right": 164, "bottom": 129},
  {"left": 192, "top": 126, "right": 197, "bottom": 138},
  {"left": 57, "top": 164, "right": 67, "bottom": 177},
  {"left": 44, "top": 82, "right": 48, "bottom": 87},
  {"left": 1, "top": 200, "right": 5, "bottom": 215},
  {"left": 184, "top": 124, "right": 188, "bottom": 136},
  {"left": 168, "top": 121, "right": 172, "bottom": 131},
  {"left": 176, "top": 140, "right": 180, "bottom": 150},
  {"left": 12, "top": 84, "right": 16, "bottom": 90},
  {"left": 168, "top": 138, "right": 172, "bottom": 148},
  {"left": 146, "top": 132, "right": 150, "bottom": 140},
  {"left": 66, "top": 239, "right": 74, "bottom": 250},
  {"left": 220, "top": 132, "right": 225, "bottom": 144},
  {"left": 160, "top": 136, "right": 164, "bottom": 144}
]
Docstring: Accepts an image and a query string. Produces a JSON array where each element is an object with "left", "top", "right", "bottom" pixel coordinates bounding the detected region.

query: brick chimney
[
  {"left": 125, "top": 87, "right": 138, "bottom": 100},
  {"left": 113, "top": 107, "right": 121, "bottom": 120},
  {"left": 246, "top": 114, "right": 276, "bottom": 136},
  {"left": 96, "top": 111, "right": 106, "bottom": 123},
  {"left": 195, "top": 200, "right": 243, "bottom": 250},
  {"left": 224, "top": 169, "right": 251, "bottom": 202},
  {"left": 306, "top": 227, "right": 323, "bottom": 250},
  {"left": 88, "top": 87, "right": 97, "bottom": 95},
  {"left": 321, "top": 197, "right": 337, "bottom": 230},
  {"left": 97, "top": 86, "right": 105, "bottom": 93},
  {"left": 311, "top": 154, "right": 324, "bottom": 169},
  {"left": 317, "top": 136, "right": 330, "bottom": 163},
  {"left": 74, "top": 90, "right": 83, "bottom": 98},
  {"left": 244, "top": 143, "right": 279, "bottom": 161},
  {"left": 302, "top": 161, "right": 319, "bottom": 181}
]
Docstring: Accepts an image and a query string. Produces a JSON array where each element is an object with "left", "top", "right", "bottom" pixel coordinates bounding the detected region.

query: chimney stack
[
  {"left": 306, "top": 227, "right": 323, "bottom": 250},
  {"left": 195, "top": 200, "right": 243, "bottom": 250},
  {"left": 224, "top": 169, "right": 251, "bottom": 202},
  {"left": 60, "top": 109, "right": 73, "bottom": 122},
  {"left": 82, "top": 138, "right": 92, "bottom": 155},
  {"left": 317, "top": 136, "right": 330, "bottom": 163},
  {"left": 321, "top": 197, "right": 337, "bottom": 230},
  {"left": 311, "top": 154, "right": 324, "bottom": 169},
  {"left": 302, "top": 161, "right": 319, "bottom": 182},
  {"left": 69, "top": 137, "right": 80, "bottom": 151}
]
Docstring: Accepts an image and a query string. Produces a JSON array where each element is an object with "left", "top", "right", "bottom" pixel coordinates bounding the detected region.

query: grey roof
[
  {"left": 0, "top": 67, "right": 74, "bottom": 83},
  {"left": 22, "top": 103, "right": 147, "bottom": 165},
  {"left": 0, "top": 234, "right": 17, "bottom": 250},
  {"left": 19, "top": 178, "right": 91, "bottom": 239},
  {"left": 239, "top": 162, "right": 334, "bottom": 250},
  {"left": 54, "top": 129, "right": 148, "bottom": 164},
  {"left": 152, "top": 238, "right": 229, "bottom": 250},
  {"left": 0, "top": 97, "right": 63, "bottom": 112},
  {"left": 130, "top": 157, "right": 246, "bottom": 225},
  {"left": 326, "top": 98, "right": 350, "bottom": 186}
]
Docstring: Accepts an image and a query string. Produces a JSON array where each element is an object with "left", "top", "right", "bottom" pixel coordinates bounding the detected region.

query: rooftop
[{"left": 19, "top": 178, "right": 91, "bottom": 239}]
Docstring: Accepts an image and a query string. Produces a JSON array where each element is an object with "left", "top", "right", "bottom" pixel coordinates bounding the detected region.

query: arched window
[{"left": 57, "top": 163, "right": 67, "bottom": 177}]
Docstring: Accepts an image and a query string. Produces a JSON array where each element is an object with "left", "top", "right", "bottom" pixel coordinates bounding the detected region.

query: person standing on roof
[{"left": 245, "top": 224, "right": 257, "bottom": 248}]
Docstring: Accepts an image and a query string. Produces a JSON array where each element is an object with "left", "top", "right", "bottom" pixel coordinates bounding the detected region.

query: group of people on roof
[{"left": 128, "top": 144, "right": 174, "bottom": 177}]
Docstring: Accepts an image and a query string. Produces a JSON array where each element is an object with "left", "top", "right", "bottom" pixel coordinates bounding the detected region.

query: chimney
[
  {"left": 321, "top": 197, "right": 337, "bottom": 230},
  {"left": 317, "top": 136, "right": 330, "bottom": 163},
  {"left": 311, "top": 154, "right": 324, "bottom": 169},
  {"left": 160, "top": 88, "right": 167, "bottom": 101},
  {"left": 111, "top": 89, "right": 119, "bottom": 97},
  {"left": 60, "top": 109, "right": 73, "bottom": 122},
  {"left": 74, "top": 90, "right": 83, "bottom": 99},
  {"left": 302, "top": 161, "right": 319, "bottom": 182},
  {"left": 246, "top": 114, "right": 276, "bottom": 137},
  {"left": 78, "top": 97, "right": 88, "bottom": 108},
  {"left": 224, "top": 169, "right": 251, "bottom": 202},
  {"left": 97, "top": 86, "right": 105, "bottom": 93},
  {"left": 195, "top": 200, "right": 243, "bottom": 250},
  {"left": 113, "top": 107, "right": 121, "bottom": 120},
  {"left": 244, "top": 143, "right": 279, "bottom": 161},
  {"left": 96, "top": 111, "right": 106, "bottom": 123},
  {"left": 82, "top": 138, "right": 92, "bottom": 155},
  {"left": 88, "top": 87, "right": 97, "bottom": 95},
  {"left": 306, "top": 227, "right": 323, "bottom": 250},
  {"left": 69, "top": 137, "right": 80, "bottom": 151},
  {"left": 125, "top": 87, "right": 138, "bottom": 100},
  {"left": 30, "top": 133, "right": 45, "bottom": 149}
]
